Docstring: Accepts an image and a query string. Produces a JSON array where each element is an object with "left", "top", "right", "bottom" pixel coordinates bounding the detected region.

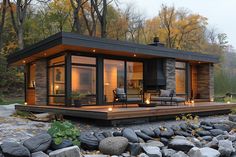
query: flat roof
[{"left": 7, "top": 32, "right": 219, "bottom": 64}]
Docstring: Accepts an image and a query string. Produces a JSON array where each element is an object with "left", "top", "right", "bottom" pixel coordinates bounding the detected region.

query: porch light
[
  {"left": 55, "top": 85, "right": 59, "bottom": 90},
  {"left": 22, "top": 60, "right": 26, "bottom": 64},
  {"left": 227, "top": 101, "right": 231, "bottom": 104},
  {"left": 24, "top": 102, "right": 27, "bottom": 105},
  {"left": 133, "top": 54, "right": 136, "bottom": 57},
  {"left": 92, "top": 49, "right": 96, "bottom": 53},
  {"left": 191, "top": 100, "right": 195, "bottom": 104},
  {"left": 145, "top": 99, "right": 150, "bottom": 104},
  {"left": 210, "top": 98, "right": 214, "bottom": 102},
  {"left": 108, "top": 107, "right": 113, "bottom": 112}
]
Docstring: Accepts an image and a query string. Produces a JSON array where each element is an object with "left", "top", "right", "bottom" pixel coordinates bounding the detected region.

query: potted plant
[{"left": 71, "top": 92, "right": 86, "bottom": 107}]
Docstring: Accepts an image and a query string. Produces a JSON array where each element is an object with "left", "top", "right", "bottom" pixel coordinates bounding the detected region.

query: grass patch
[
  {"left": 0, "top": 97, "right": 24, "bottom": 105},
  {"left": 12, "top": 110, "right": 32, "bottom": 118}
]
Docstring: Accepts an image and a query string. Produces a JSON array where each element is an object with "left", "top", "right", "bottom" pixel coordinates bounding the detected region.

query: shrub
[
  {"left": 231, "top": 108, "right": 236, "bottom": 115},
  {"left": 12, "top": 110, "right": 32, "bottom": 118},
  {"left": 176, "top": 114, "right": 199, "bottom": 124},
  {"left": 48, "top": 121, "right": 80, "bottom": 146}
]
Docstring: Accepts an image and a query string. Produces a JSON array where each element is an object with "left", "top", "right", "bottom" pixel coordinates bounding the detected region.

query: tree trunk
[
  {"left": 100, "top": 0, "right": 107, "bottom": 38},
  {"left": 0, "top": 0, "right": 7, "bottom": 49},
  {"left": 18, "top": 26, "right": 24, "bottom": 50}
]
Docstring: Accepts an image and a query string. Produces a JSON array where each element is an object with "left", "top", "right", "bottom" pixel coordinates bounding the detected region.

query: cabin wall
[{"left": 35, "top": 59, "right": 47, "bottom": 105}]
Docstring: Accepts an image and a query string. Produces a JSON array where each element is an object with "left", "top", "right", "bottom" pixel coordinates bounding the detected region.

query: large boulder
[
  {"left": 128, "top": 143, "right": 142, "bottom": 156},
  {"left": 196, "top": 130, "right": 211, "bottom": 137},
  {"left": 122, "top": 128, "right": 139, "bottom": 143},
  {"left": 168, "top": 138, "right": 195, "bottom": 152},
  {"left": 23, "top": 133, "right": 52, "bottom": 153},
  {"left": 135, "top": 131, "right": 153, "bottom": 141},
  {"left": 49, "top": 145, "right": 81, "bottom": 157},
  {"left": 153, "top": 128, "right": 161, "bottom": 137},
  {"left": 229, "top": 114, "right": 236, "bottom": 123},
  {"left": 142, "top": 145, "right": 162, "bottom": 157},
  {"left": 162, "top": 148, "right": 176, "bottom": 157},
  {"left": 1, "top": 142, "right": 31, "bottom": 157},
  {"left": 94, "top": 132, "right": 106, "bottom": 142},
  {"left": 188, "top": 147, "right": 220, "bottom": 157},
  {"left": 31, "top": 151, "right": 49, "bottom": 157},
  {"left": 145, "top": 140, "right": 164, "bottom": 148},
  {"left": 210, "top": 129, "right": 224, "bottom": 136},
  {"left": 99, "top": 137, "right": 128, "bottom": 155},
  {"left": 218, "top": 139, "right": 235, "bottom": 157},
  {"left": 213, "top": 124, "right": 231, "bottom": 132},
  {"left": 80, "top": 132, "right": 99, "bottom": 150},
  {"left": 51, "top": 139, "right": 73, "bottom": 150},
  {"left": 172, "top": 151, "right": 189, "bottom": 157},
  {"left": 141, "top": 129, "right": 156, "bottom": 137},
  {"left": 160, "top": 128, "right": 174, "bottom": 138}
]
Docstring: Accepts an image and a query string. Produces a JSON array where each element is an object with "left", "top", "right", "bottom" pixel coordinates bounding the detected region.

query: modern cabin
[{"left": 8, "top": 32, "right": 218, "bottom": 107}]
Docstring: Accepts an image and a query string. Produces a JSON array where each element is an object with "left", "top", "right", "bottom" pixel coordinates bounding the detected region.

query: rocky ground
[{"left": 0, "top": 104, "right": 236, "bottom": 157}]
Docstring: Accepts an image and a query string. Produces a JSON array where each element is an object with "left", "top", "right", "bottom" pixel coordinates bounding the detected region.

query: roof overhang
[{"left": 7, "top": 32, "right": 219, "bottom": 65}]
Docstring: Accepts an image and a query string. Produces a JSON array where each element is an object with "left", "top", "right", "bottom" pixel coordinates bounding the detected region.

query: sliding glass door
[{"left": 103, "top": 59, "right": 143, "bottom": 103}]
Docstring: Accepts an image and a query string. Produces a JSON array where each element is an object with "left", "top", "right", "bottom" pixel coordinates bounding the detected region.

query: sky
[{"left": 118, "top": 0, "right": 236, "bottom": 48}]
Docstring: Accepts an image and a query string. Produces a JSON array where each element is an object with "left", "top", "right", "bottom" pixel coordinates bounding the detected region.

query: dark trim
[
  {"left": 65, "top": 52, "right": 72, "bottom": 106},
  {"left": 97, "top": 56, "right": 103, "bottom": 105},
  {"left": 186, "top": 62, "right": 191, "bottom": 101},
  {"left": 7, "top": 32, "right": 219, "bottom": 65}
]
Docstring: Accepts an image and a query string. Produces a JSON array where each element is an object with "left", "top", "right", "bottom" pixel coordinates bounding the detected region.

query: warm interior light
[
  {"left": 210, "top": 98, "right": 214, "bottom": 102},
  {"left": 55, "top": 85, "right": 59, "bottom": 90},
  {"left": 191, "top": 100, "right": 195, "bottom": 104},
  {"left": 108, "top": 107, "right": 113, "bottom": 112},
  {"left": 133, "top": 54, "right": 136, "bottom": 57},
  {"left": 44, "top": 53, "right": 47, "bottom": 56},
  {"left": 92, "top": 49, "right": 96, "bottom": 52},
  {"left": 24, "top": 102, "right": 27, "bottom": 105},
  {"left": 145, "top": 99, "right": 150, "bottom": 104},
  {"left": 22, "top": 60, "right": 26, "bottom": 64},
  {"left": 227, "top": 101, "right": 231, "bottom": 104}
]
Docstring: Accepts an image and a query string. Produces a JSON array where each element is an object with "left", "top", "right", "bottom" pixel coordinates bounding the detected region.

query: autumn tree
[{"left": 0, "top": 0, "right": 7, "bottom": 49}]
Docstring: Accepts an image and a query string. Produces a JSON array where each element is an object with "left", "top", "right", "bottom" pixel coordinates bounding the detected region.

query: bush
[
  {"left": 48, "top": 121, "right": 80, "bottom": 146},
  {"left": 231, "top": 108, "right": 236, "bottom": 115},
  {"left": 176, "top": 114, "right": 199, "bottom": 124}
]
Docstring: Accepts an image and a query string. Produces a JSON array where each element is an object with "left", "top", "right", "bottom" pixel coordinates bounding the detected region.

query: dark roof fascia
[
  {"left": 7, "top": 32, "right": 63, "bottom": 64},
  {"left": 62, "top": 32, "right": 219, "bottom": 63},
  {"left": 8, "top": 32, "right": 219, "bottom": 64}
]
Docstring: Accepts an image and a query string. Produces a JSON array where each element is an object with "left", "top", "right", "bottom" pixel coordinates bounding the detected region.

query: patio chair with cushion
[
  {"left": 113, "top": 88, "right": 127, "bottom": 108},
  {"left": 150, "top": 89, "right": 185, "bottom": 105}
]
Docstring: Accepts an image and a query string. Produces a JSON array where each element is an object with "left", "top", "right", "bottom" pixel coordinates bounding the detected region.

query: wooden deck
[{"left": 15, "top": 102, "right": 236, "bottom": 124}]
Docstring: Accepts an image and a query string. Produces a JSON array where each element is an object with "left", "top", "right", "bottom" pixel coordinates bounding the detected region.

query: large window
[
  {"left": 28, "top": 63, "right": 35, "bottom": 88},
  {"left": 48, "top": 56, "right": 65, "bottom": 105},
  {"left": 127, "top": 62, "right": 143, "bottom": 101},
  {"left": 72, "top": 56, "right": 96, "bottom": 105},
  {"left": 104, "top": 59, "right": 125, "bottom": 102},
  {"left": 175, "top": 61, "right": 186, "bottom": 95}
]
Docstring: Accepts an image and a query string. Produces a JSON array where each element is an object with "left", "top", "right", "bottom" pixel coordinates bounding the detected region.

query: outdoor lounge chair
[
  {"left": 150, "top": 89, "right": 185, "bottom": 105},
  {"left": 113, "top": 88, "right": 127, "bottom": 108}
]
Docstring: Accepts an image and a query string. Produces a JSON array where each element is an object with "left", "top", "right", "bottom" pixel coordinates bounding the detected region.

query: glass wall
[
  {"left": 175, "top": 61, "right": 186, "bottom": 95},
  {"left": 48, "top": 56, "right": 65, "bottom": 105},
  {"left": 71, "top": 56, "right": 96, "bottom": 105},
  {"left": 104, "top": 59, "right": 125, "bottom": 102},
  {"left": 127, "top": 62, "right": 143, "bottom": 101}
]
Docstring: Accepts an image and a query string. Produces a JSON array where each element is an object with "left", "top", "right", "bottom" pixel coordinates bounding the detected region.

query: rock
[
  {"left": 189, "top": 123, "right": 199, "bottom": 130},
  {"left": 113, "top": 131, "right": 122, "bottom": 137},
  {"left": 23, "top": 133, "right": 52, "bottom": 153},
  {"left": 162, "top": 148, "right": 176, "bottom": 157},
  {"left": 153, "top": 128, "right": 161, "bottom": 137},
  {"left": 80, "top": 132, "right": 99, "bottom": 150},
  {"left": 188, "top": 138, "right": 202, "bottom": 148},
  {"left": 229, "top": 114, "right": 236, "bottom": 123},
  {"left": 99, "top": 137, "right": 128, "bottom": 155},
  {"left": 209, "top": 129, "right": 224, "bottom": 136},
  {"left": 201, "top": 125, "right": 213, "bottom": 130},
  {"left": 174, "top": 136, "right": 187, "bottom": 140},
  {"left": 142, "top": 146, "right": 162, "bottom": 157},
  {"left": 168, "top": 138, "right": 195, "bottom": 152},
  {"left": 228, "top": 135, "right": 236, "bottom": 142},
  {"left": 188, "top": 147, "right": 220, "bottom": 157},
  {"left": 51, "top": 139, "right": 73, "bottom": 150},
  {"left": 122, "top": 152, "right": 130, "bottom": 157},
  {"left": 202, "top": 136, "right": 212, "bottom": 141},
  {"left": 180, "top": 123, "right": 188, "bottom": 131},
  {"left": 138, "top": 153, "right": 149, "bottom": 157},
  {"left": 176, "top": 131, "right": 192, "bottom": 137},
  {"left": 145, "top": 140, "right": 164, "bottom": 148},
  {"left": 28, "top": 113, "right": 55, "bottom": 122},
  {"left": 160, "top": 128, "right": 174, "bottom": 138},
  {"left": 213, "top": 124, "right": 231, "bottom": 132},
  {"left": 218, "top": 139, "right": 235, "bottom": 157},
  {"left": 172, "top": 151, "right": 189, "bottom": 157},
  {"left": 215, "top": 134, "right": 225, "bottom": 141},
  {"left": 205, "top": 137, "right": 218, "bottom": 149},
  {"left": 122, "top": 128, "right": 139, "bottom": 143},
  {"left": 138, "top": 137, "right": 145, "bottom": 143},
  {"left": 135, "top": 131, "right": 153, "bottom": 141},
  {"left": 102, "top": 131, "right": 113, "bottom": 138},
  {"left": 94, "top": 132, "right": 106, "bottom": 142},
  {"left": 141, "top": 129, "right": 156, "bottom": 137},
  {"left": 128, "top": 143, "right": 142, "bottom": 156},
  {"left": 83, "top": 155, "right": 108, "bottom": 157},
  {"left": 1, "top": 142, "right": 31, "bottom": 157},
  {"left": 49, "top": 145, "right": 81, "bottom": 157},
  {"left": 196, "top": 130, "right": 211, "bottom": 136},
  {"left": 160, "top": 137, "right": 169, "bottom": 146},
  {"left": 171, "top": 125, "right": 181, "bottom": 131},
  {"left": 200, "top": 121, "right": 212, "bottom": 127},
  {"left": 32, "top": 151, "right": 49, "bottom": 157}
]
